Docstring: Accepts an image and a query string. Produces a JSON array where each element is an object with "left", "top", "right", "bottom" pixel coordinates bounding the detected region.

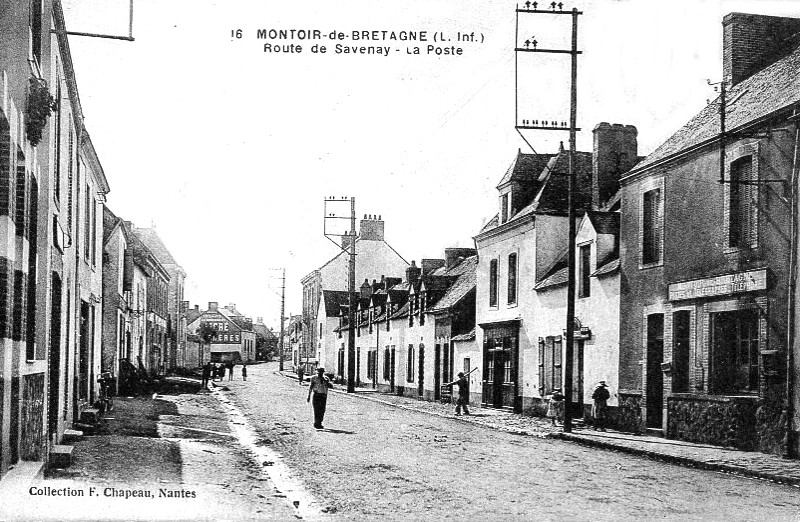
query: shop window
[
  {"left": 507, "top": 253, "right": 518, "bottom": 305},
  {"left": 711, "top": 310, "right": 759, "bottom": 394},
  {"left": 489, "top": 259, "right": 498, "bottom": 307},
  {"left": 672, "top": 310, "right": 691, "bottom": 393}
]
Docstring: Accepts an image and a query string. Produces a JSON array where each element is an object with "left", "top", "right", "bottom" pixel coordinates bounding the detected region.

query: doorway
[
  {"left": 434, "top": 344, "right": 441, "bottom": 400},
  {"left": 47, "top": 273, "right": 62, "bottom": 441},
  {"left": 646, "top": 313, "right": 665, "bottom": 429}
]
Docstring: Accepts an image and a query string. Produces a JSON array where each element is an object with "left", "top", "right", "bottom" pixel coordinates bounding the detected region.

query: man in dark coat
[
  {"left": 201, "top": 362, "right": 211, "bottom": 389},
  {"left": 591, "top": 381, "right": 611, "bottom": 431},
  {"left": 445, "top": 372, "right": 471, "bottom": 416}
]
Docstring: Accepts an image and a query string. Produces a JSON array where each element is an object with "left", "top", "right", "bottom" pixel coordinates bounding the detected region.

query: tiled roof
[
  {"left": 390, "top": 301, "right": 410, "bottom": 320},
  {"left": 592, "top": 258, "right": 619, "bottom": 277},
  {"left": 134, "top": 228, "right": 178, "bottom": 265},
  {"left": 497, "top": 151, "right": 556, "bottom": 188},
  {"left": 479, "top": 215, "right": 499, "bottom": 234},
  {"left": 632, "top": 44, "right": 800, "bottom": 173},
  {"left": 430, "top": 256, "right": 477, "bottom": 312},
  {"left": 587, "top": 211, "right": 619, "bottom": 236},
  {"left": 533, "top": 151, "right": 593, "bottom": 214},
  {"left": 322, "top": 290, "right": 353, "bottom": 318},
  {"left": 534, "top": 263, "right": 568, "bottom": 291},
  {"left": 479, "top": 149, "right": 594, "bottom": 236},
  {"left": 451, "top": 328, "right": 476, "bottom": 342}
]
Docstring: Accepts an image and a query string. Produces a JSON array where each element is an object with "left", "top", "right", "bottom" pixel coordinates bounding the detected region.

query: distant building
[
  {"left": 132, "top": 227, "right": 187, "bottom": 370},
  {"left": 186, "top": 302, "right": 256, "bottom": 363},
  {"left": 302, "top": 215, "right": 408, "bottom": 373},
  {"left": 253, "top": 317, "right": 278, "bottom": 361}
]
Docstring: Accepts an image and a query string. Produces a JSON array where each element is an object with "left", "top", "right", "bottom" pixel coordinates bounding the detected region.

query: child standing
[{"left": 546, "top": 388, "right": 565, "bottom": 426}]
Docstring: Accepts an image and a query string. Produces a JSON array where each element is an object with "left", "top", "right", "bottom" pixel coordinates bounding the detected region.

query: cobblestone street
[{"left": 221, "top": 363, "right": 800, "bottom": 521}]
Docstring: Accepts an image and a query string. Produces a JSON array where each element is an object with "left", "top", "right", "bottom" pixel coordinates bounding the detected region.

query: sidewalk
[
  {"left": 0, "top": 377, "right": 298, "bottom": 521},
  {"left": 282, "top": 371, "right": 800, "bottom": 487}
]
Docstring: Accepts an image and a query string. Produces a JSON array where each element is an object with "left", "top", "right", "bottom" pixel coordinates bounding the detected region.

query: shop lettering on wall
[
  {"left": 668, "top": 269, "right": 768, "bottom": 301},
  {"left": 202, "top": 321, "right": 241, "bottom": 344}
]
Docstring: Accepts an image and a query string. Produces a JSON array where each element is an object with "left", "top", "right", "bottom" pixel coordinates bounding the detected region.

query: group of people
[
  {"left": 201, "top": 361, "right": 247, "bottom": 388},
  {"left": 546, "top": 381, "right": 611, "bottom": 430},
  {"left": 300, "top": 366, "right": 613, "bottom": 433}
]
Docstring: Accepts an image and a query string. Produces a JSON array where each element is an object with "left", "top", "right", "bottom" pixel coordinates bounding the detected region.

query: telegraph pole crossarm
[{"left": 323, "top": 197, "right": 358, "bottom": 394}]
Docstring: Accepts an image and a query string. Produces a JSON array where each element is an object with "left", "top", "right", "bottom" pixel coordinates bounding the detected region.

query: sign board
[{"left": 668, "top": 268, "right": 768, "bottom": 301}]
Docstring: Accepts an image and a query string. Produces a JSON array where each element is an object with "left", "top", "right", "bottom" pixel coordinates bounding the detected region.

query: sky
[{"left": 60, "top": 0, "right": 798, "bottom": 329}]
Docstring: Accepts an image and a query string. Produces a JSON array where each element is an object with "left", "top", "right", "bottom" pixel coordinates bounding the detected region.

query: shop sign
[{"left": 669, "top": 269, "right": 767, "bottom": 301}]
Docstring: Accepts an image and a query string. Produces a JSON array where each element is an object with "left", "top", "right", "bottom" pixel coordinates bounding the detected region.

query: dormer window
[{"left": 500, "top": 192, "right": 512, "bottom": 224}]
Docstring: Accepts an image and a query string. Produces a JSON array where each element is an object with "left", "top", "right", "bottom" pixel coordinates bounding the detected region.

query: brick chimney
[
  {"left": 406, "top": 260, "right": 421, "bottom": 284},
  {"left": 592, "top": 123, "right": 638, "bottom": 209},
  {"left": 444, "top": 248, "right": 477, "bottom": 271},
  {"left": 359, "top": 214, "right": 385, "bottom": 241},
  {"left": 723, "top": 13, "right": 800, "bottom": 86},
  {"left": 360, "top": 279, "right": 372, "bottom": 299},
  {"left": 208, "top": 301, "right": 218, "bottom": 312}
]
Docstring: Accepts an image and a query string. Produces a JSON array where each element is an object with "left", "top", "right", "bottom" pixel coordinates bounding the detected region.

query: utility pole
[
  {"left": 279, "top": 268, "right": 286, "bottom": 372},
  {"left": 515, "top": 2, "right": 583, "bottom": 433},
  {"left": 324, "top": 197, "right": 358, "bottom": 393}
]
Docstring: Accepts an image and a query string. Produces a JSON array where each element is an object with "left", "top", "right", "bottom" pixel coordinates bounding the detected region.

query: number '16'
[{"left": 231, "top": 29, "right": 242, "bottom": 39}]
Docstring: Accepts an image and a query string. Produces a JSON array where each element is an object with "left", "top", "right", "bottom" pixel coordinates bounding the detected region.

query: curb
[
  {"left": 274, "top": 370, "right": 800, "bottom": 488},
  {"left": 551, "top": 432, "right": 800, "bottom": 488}
]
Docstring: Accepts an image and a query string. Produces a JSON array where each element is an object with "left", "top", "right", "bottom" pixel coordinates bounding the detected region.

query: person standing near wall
[{"left": 591, "top": 381, "right": 611, "bottom": 431}]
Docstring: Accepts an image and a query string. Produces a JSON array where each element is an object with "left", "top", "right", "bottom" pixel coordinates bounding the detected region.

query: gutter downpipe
[{"left": 784, "top": 106, "right": 800, "bottom": 459}]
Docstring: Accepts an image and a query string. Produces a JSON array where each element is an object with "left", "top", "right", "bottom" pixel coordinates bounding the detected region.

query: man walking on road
[
  {"left": 307, "top": 367, "right": 332, "bottom": 429},
  {"left": 445, "top": 372, "right": 470, "bottom": 416}
]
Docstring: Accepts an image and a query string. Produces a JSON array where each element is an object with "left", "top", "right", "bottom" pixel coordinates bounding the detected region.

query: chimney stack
[
  {"left": 723, "top": 13, "right": 800, "bottom": 86},
  {"left": 592, "top": 123, "right": 638, "bottom": 209},
  {"left": 360, "top": 279, "right": 372, "bottom": 300},
  {"left": 359, "top": 214, "right": 385, "bottom": 241},
  {"left": 406, "top": 260, "right": 421, "bottom": 284},
  {"left": 444, "top": 248, "right": 477, "bottom": 270},
  {"left": 208, "top": 301, "right": 218, "bottom": 312}
]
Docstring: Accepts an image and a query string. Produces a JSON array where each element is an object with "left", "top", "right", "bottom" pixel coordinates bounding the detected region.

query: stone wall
[
  {"left": 667, "top": 395, "right": 758, "bottom": 450},
  {"left": 754, "top": 388, "right": 786, "bottom": 455},
  {"left": 615, "top": 392, "right": 643, "bottom": 433}
]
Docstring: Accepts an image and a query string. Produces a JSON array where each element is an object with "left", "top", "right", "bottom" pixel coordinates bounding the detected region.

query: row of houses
[
  {"left": 301, "top": 12, "right": 800, "bottom": 457},
  {"left": 0, "top": 0, "right": 194, "bottom": 481}
]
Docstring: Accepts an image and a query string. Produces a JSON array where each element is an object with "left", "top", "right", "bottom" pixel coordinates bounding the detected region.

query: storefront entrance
[{"left": 481, "top": 321, "right": 519, "bottom": 411}]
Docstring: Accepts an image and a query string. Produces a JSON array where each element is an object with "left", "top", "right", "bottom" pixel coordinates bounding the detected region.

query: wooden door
[{"left": 646, "top": 314, "right": 665, "bottom": 429}]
